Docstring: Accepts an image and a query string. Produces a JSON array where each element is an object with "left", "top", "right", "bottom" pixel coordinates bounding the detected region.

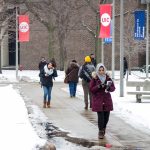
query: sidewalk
[{"left": 19, "top": 81, "right": 150, "bottom": 150}]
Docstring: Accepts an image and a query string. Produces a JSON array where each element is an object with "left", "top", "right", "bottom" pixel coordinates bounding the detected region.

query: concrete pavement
[{"left": 17, "top": 81, "right": 150, "bottom": 150}]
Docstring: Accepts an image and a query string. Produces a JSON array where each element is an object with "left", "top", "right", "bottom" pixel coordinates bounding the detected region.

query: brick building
[{"left": 0, "top": 0, "right": 149, "bottom": 70}]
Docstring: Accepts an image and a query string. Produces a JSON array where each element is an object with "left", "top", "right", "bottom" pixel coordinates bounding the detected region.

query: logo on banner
[
  {"left": 19, "top": 15, "right": 29, "bottom": 42},
  {"left": 99, "top": 4, "right": 112, "bottom": 38},
  {"left": 19, "top": 22, "right": 29, "bottom": 33},
  {"left": 101, "top": 13, "right": 111, "bottom": 27}
]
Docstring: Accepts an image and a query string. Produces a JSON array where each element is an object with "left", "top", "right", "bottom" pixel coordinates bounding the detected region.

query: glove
[
  {"left": 97, "top": 84, "right": 102, "bottom": 89},
  {"left": 97, "top": 84, "right": 105, "bottom": 89}
]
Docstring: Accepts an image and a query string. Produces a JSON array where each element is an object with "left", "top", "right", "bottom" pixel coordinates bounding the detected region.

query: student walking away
[
  {"left": 78, "top": 56, "right": 95, "bottom": 110},
  {"left": 123, "top": 57, "right": 128, "bottom": 76},
  {"left": 38, "top": 57, "right": 47, "bottom": 84},
  {"left": 90, "top": 53, "right": 97, "bottom": 67},
  {"left": 90, "top": 63, "right": 115, "bottom": 139},
  {"left": 39, "top": 62, "right": 58, "bottom": 108},
  {"left": 65, "top": 60, "right": 79, "bottom": 97}
]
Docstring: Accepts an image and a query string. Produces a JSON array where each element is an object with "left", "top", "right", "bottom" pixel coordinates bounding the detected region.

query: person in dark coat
[
  {"left": 65, "top": 60, "right": 79, "bottom": 97},
  {"left": 39, "top": 62, "right": 58, "bottom": 108},
  {"left": 38, "top": 57, "right": 47, "bottom": 84},
  {"left": 90, "top": 53, "right": 97, "bottom": 67},
  {"left": 90, "top": 63, "right": 115, "bottom": 139},
  {"left": 39, "top": 57, "right": 47, "bottom": 72},
  {"left": 123, "top": 57, "right": 128, "bottom": 76}
]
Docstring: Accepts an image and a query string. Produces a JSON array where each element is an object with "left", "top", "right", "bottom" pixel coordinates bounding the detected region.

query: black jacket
[{"left": 39, "top": 68, "right": 58, "bottom": 87}]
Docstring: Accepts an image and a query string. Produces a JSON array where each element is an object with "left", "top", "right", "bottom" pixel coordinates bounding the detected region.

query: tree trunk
[
  {"left": 48, "top": 30, "right": 54, "bottom": 60},
  {"left": 58, "top": 33, "right": 65, "bottom": 71},
  {"left": 95, "top": 13, "right": 101, "bottom": 64}
]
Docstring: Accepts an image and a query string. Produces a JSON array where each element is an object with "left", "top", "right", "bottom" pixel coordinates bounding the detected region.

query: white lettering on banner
[
  {"left": 19, "top": 22, "right": 29, "bottom": 33},
  {"left": 101, "top": 13, "right": 111, "bottom": 27}
]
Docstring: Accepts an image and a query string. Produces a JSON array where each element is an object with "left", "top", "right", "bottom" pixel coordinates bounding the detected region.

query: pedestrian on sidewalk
[
  {"left": 65, "top": 60, "right": 80, "bottom": 97},
  {"left": 123, "top": 57, "right": 128, "bottom": 77},
  {"left": 39, "top": 62, "right": 58, "bottom": 108},
  {"left": 38, "top": 57, "right": 47, "bottom": 85},
  {"left": 90, "top": 63, "right": 115, "bottom": 139},
  {"left": 90, "top": 53, "right": 97, "bottom": 67},
  {"left": 78, "top": 56, "right": 95, "bottom": 109}
]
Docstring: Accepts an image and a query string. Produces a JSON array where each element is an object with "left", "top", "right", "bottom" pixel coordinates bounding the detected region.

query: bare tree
[{"left": 24, "top": 0, "right": 82, "bottom": 70}]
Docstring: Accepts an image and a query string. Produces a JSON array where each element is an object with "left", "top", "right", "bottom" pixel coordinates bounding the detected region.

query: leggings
[{"left": 97, "top": 111, "right": 110, "bottom": 131}]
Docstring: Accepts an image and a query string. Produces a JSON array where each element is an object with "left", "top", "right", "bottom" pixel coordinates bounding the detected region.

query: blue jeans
[
  {"left": 69, "top": 82, "right": 77, "bottom": 97},
  {"left": 43, "top": 86, "right": 52, "bottom": 102}
]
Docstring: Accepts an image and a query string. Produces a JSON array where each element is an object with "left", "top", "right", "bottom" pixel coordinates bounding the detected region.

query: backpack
[{"left": 79, "top": 65, "right": 92, "bottom": 82}]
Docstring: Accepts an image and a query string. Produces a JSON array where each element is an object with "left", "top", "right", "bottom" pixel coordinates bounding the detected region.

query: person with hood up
[
  {"left": 39, "top": 62, "right": 58, "bottom": 108},
  {"left": 90, "top": 63, "right": 115, "bottom": 139},
  {"left": 78, "top": 56, "right": 95, "bottom": 109},
  {"left": 65, "top": 60, "right": 79, "bottom": 97}
]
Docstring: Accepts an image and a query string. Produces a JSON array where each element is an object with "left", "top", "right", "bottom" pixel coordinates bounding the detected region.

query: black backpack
[{"left": 79, "top": 65, "right": 92, "bottom": 82}]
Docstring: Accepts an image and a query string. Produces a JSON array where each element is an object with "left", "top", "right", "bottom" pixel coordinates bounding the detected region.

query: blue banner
[
  {"left": 104, "top": 38, "right": 112, "bottom": 44},
  {"left": 134, "top": 10, "right": 146, "bottom": 40}
]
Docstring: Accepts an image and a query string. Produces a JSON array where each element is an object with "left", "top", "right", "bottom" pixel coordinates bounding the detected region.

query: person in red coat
[{"left": 90, "top": 63, "right": 115, "bottom": 139}]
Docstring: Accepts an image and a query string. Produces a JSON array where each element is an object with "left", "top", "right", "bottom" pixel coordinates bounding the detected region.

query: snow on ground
[{"left": 0, "top": 69, "right": 150, "bottom": 150}]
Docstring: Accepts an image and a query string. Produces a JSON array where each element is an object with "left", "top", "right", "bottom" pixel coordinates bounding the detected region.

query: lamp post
[
  {"left": 16, "top": 5, "right": 19, "bottom": 79},
  {"left": 120, "top": 0, "right": 124, "bottom": 97},
  {"left": 146, "top": 3, "right": 149, "bottom": 78}
]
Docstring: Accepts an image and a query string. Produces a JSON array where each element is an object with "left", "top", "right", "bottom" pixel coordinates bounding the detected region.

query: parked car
[{"left": 140, "top": 65, "right": 150, "bottom": 73}]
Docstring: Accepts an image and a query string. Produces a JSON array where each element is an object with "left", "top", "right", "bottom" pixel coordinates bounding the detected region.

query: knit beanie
[{"left": 84, "top": 56, "right": 91, "bottom": 63}]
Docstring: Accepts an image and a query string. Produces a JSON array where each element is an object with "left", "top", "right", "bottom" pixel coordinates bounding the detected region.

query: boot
[
  {"left": 98, "top": 130, "right": 104, "bottom": 139},
  {"left": 84, "top": 103, "right": 88, "bottom": 110},
  {"left": 103, "top": 128, "right": 106, "bottom": 135},
  {"left": 47, "top": 101, "right": 50, "bottom": 108},
  {"left": 43, "top": 101, "right": 46, "bottom": 108}
]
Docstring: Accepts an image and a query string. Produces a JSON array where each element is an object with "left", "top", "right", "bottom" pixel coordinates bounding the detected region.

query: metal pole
[
  {"left": 101, "top": 38, "right": 104, "bottom": 63},
  {"left": 16, "top": 6, "right": 18, "bottom": 79},
  {"left": 0, "top": 28, "right": 2, "bottom": 74},
  {"left": 120, "top": 0, "right": 124, "bottom": 97},
  {"left": 112, "top": 0, "right": 115, "bottom": 80},
  {"left": 146, "top": 3, "right": 149, "bottom": 78}
]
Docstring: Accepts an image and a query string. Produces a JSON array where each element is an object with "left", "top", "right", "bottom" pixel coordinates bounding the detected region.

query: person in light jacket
[{"left": 90, "top": 63, "right": 115, "bottom": 139}]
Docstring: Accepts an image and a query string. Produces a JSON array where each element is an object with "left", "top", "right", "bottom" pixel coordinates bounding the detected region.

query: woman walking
[
  {"left": 90, "top": 63, "right": 115, "bottom": 139},
  {"left": 39, "top": 62, "right": 57, "bottom": 108},
  {"left": 65, "top": 60, "right": 79, "bottom": 97}
]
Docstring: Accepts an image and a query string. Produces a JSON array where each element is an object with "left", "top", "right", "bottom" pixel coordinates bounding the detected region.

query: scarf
[{"left": 44, "top": 65, "right": 54, "bottom": 76}]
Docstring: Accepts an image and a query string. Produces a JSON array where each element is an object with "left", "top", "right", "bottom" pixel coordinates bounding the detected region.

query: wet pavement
[{"left": 11, "top": 82, "right": 150, "bottom": 149}]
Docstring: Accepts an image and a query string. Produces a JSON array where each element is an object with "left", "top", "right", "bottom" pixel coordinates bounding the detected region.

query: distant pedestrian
[
  {"left": 38, "top": 57, "right": 47, "bottom": 84},
  {"left": 39, "top": 62, "right": 58, "bottom": 108},
  {"left": 90, "top": 53, "right": 97, "bottom": 67},
  {"left": 123, "top": 57, "right": 128, "bottom": 76},
  {"left": 90, "top": 63, "right": 115, "bottom": 139},
  {"left": 65, "top": 60, "right": 79, "bottom": 97},
  {"left": 78, "top": 56, "right": 95, "bottom": 109},
  {"left": 39, "top": 57, "right": 47, "bottom": 72}
]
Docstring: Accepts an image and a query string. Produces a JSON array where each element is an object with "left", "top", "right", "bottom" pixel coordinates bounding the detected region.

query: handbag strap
[{"left": 66, "top": 68, "right": 75, "bottom": 77}]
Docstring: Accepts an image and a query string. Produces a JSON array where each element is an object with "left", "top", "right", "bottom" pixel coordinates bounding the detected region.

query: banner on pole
[
  {"left": 19, "top": 15, "right": 29, "bottom": 42},
  {"left": 134, "top": 10, "right": 146, "bottom": 40},
  {"left": 99, "top": 4, "right": 112, "bottom": 38}
]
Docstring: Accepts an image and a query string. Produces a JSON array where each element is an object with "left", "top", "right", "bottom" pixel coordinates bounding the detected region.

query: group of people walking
[
  {"left": 64, "top": 54, "right": 116, "bottom": 139},
  {"left": 38, "top": 54, "right": 117, "bottom": 139}
]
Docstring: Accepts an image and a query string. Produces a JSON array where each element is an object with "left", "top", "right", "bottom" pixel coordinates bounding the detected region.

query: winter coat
[
  {"left": 90, "top": 74, "right": 115, "bottom": 112},
  {"left": 39, "top": 61, "right": 47, "bottom": 72},
  {"left": 65, "top": 62, "right": 79, "bottom": 83},
  {"left": 78, "top": 63, "right": 95, "bottom": 82},
  {"left": 39, "top": 65, "right": 58, "bottom": 87}
]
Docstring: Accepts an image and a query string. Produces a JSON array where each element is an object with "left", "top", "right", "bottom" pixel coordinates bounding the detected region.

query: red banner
[
  {"left": 99, "top": 4, "right": 112, "bottom": 38},
  {"left": 19, "top": 15, "right": 29, "bottom": 42}
]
